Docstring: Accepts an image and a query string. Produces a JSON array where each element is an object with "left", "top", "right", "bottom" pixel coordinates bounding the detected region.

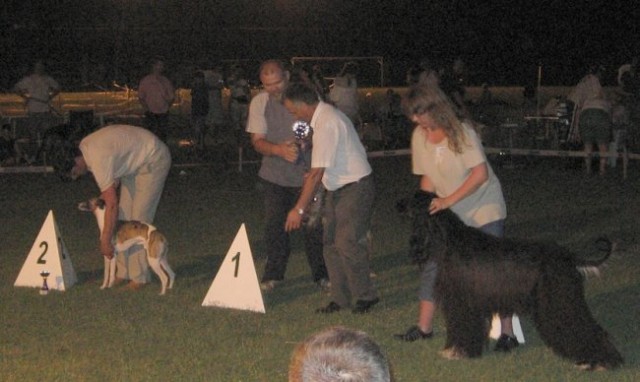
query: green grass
[{"left": 1, "top": 155, "right": 639, "bottom": 381}]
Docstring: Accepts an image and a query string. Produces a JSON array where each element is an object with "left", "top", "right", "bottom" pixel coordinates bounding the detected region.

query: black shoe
[
  {"left": 394, "top": 325, "right": 433, "bottom": 342},
  {"left": 352, "top": 298, "right": 380, "bottom": 314},
  {"left": 494, "top": 334, "right": 519, "bottom": 352},
  {"left": 316, "top": 301, "right": 341, "bottom": 314}
]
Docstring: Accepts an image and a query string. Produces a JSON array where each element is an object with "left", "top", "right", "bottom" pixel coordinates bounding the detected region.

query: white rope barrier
[{"left": 2, "top": 146, "right": 633, "bottom": 175}]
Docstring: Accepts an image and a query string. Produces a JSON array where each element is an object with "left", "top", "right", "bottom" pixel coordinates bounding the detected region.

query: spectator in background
[
  {"left": 283, "top": 82, "right": 378, "bottom": 314},
  {"left": 202, "top": 63, "right": 226, "bottom": 140},
  {"left": 1, "top": 124, "right": 20, "bottom": 166},
  {"left": 406, "top": 64, "right": 424, "bottom": 86},
  {"left": 609, "top": 93, "right": 631, "bottom": 168},
  {"left": 13, "top": 60, "right": 60, "bottom": 163},
  {"left": 311, "top": 64, "right": 329, "bottom": 100},
  {"left": 289, "top": 326, "right": 393, "bottom": 382},
  {"left": 246, "top": 60, "right": 329, "bottom": 293},
  {"left": 568, "top": 64, "right": 611, "bottom": 175},
  {"left": 617, "top": 56, "right": 639, "bottom": 97},
  {"left": 617, "top": 56, "right": 640, "bottom": 149},
  {"left": 291, "top": 64, "right": 328, "bottom": 102},
  {"left": 190, "top": 71, "right": 209, "bottom": 152},
  {"left": 329, "top": 61, "right": 360, "bottom": 125},
  {"left": 138, "top": 57, "right": 175, "bottom": 142},
  {"left": 417, "top": 58, "right": 440, "bottom": 89},
  {"left": 227, "top": 65, "right": 252, "bottom": 146},
  {"left": 439, "top": 57, "right": 471, "bottom": 118},
  {"left": 290, "top": 65, "right": 314, "bottom": 88}
]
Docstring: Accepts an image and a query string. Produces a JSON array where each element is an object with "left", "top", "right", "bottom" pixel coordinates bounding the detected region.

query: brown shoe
[{"left": 112, "top": 278, "right": 127, "bottom": 287}]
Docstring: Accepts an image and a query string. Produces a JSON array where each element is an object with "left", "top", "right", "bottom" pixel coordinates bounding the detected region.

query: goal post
[{"left": 290, "top": 56, "right": 385, "bottom": 87}]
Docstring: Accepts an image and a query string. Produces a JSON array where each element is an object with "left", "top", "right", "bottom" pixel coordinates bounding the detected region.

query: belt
[{"left": 332, "top": 173, "right": 372, "bottom": 192}]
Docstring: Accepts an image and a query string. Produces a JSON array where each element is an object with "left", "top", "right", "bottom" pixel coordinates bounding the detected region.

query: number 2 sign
[{"left": 14, "top": 210, "right": 77, "bottom": 291}]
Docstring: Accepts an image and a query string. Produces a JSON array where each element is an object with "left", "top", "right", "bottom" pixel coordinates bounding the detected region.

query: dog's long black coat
[{"left": 409, "top": 190, "right": 623, "bottom": 369}]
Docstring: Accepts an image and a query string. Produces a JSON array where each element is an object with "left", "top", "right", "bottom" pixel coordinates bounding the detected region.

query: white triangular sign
[
  {"left": 14, "top": 210, "right": 77, "bottom": 291},
  {"left": 202, "top": 224, "right": 265, "bottom": 313},
  {"left": 489, "top": 314, "right": 525, "bottom": 343}
]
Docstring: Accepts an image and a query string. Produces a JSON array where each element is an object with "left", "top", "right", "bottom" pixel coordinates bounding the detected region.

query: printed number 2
[
  {"left": 37, "top": 241, "right": 48, "bottom": 264},
  {"left": 231, "top": 252, "right": 240, "bottom": 277}
]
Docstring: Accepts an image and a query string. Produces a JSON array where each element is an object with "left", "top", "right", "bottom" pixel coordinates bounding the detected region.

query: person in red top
[{"left": 138, "top": 57, "right": 175, "bottom": 142}]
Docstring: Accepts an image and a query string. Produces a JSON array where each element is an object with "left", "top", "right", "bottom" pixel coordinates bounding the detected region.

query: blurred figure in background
[
  {"left": 190, "top": 71, "right": 209, "bottom": 153},
  {"left": 311, "top": 64, "right": 329, "bottom": 100},
  {"left": 202, "top": 63, "right": 226, "bottom": 140},
  {"left": 329, "top": 61, "right": 360, "bottom": 125},
  {"left": 1, "top": 124, "right": 20, "bottom": 166},
  {"left": 138, "top": 57, "right": 175, "bottom": 142},
  {"left": 568, "top": 64, "right": 611, "bottom": 175},
  {"left": 227, "top": 65, "right": 251, "bottom": 146},
  {"left": 13, "top": 60, "right": 60, "bottom": 163},
  {"left": 439, "top": 57, "right": 470, "bottom": 118}
]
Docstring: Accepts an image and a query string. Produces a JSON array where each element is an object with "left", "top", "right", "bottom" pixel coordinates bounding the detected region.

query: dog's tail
[{"left": 577, "top": 237, "right": 616, "bottom": 278}]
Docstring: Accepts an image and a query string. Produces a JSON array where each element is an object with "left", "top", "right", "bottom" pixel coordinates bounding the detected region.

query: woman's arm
[{"left": 429, "top": 162, "right": 488, "bottom": 214}]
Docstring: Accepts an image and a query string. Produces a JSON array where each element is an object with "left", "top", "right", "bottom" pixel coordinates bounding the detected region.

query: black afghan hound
[{"left": 408, "top": 190, "right": 623, "bottom": 370}]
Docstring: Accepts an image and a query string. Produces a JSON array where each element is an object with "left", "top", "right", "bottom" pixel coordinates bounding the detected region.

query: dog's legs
[
  {"left": 148, "top": 257, "right": 169, "bottom": 295},
  {"left": 159, "top": 255, "right": 175, "bottom": 290},
  {"left": 107, "top": 256, "right": 117, "bottom": 288},
  {"left": 147, "top": 236, "right": 173, "bottom": 295},
  {"left": 156, "top": 238, "right": 175, "bottom": 289},
  {"left": 100, "top": 256, "right": 111, "bottom": 289},
  {"left": 437, "top": 269, "right": 488, "bottom": 358}
]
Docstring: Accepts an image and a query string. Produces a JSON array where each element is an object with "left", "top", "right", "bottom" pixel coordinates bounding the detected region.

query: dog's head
[
  {"left": 77, "top": 197, "right": 105, "bottom": 213},
  {"left": 408, "top": 190, "right": 462, "bottom": 265}
]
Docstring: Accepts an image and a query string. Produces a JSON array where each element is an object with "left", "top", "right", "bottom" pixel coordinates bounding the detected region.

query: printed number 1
[
  {"left": 37, "top": 241, "right": 48, "bottom": 264},
  {"left": 231, "top": 252, "right": 240, "bottom": 277}
]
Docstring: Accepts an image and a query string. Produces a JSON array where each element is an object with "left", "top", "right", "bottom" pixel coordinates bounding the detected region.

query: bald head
[{"left": 259, "top": 60, "right": 289, "bottom": 98}]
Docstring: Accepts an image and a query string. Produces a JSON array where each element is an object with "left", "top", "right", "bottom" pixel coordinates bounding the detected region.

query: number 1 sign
[
  {"left": 14, "top": 210, "right": 77, "bottom": 291},
  {"left": 202, "top": 224, "right": 265, "bottom": 313}
]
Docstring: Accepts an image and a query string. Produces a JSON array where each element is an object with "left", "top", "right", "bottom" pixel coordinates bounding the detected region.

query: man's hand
[
  {"left": 278, "top": 140, "right": 299, "bottom": 163},
  {"left": 100, "top": 239, "right": 114, "bottom": 259},
  {"left": 285, "top": 209, "right": 303, "bottom": 232}
]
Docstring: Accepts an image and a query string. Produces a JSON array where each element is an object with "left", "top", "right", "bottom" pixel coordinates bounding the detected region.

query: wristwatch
[{"left": 296, "top": 208, "right": 305, "bottom": 216}]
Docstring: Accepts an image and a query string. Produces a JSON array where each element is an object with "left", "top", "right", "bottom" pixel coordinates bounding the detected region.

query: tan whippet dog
[{"left": 78, "top": 198, "right": 175, "bottom": 295}]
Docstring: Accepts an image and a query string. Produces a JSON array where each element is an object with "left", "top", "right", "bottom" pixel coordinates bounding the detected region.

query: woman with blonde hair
[{"left": 394, "top": 85, "right": 518, "bottom": 356}]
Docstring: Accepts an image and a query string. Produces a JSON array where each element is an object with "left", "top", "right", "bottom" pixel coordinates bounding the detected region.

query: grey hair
[{"left": 289, "top": 326, "right": 392, "bottom": 382}]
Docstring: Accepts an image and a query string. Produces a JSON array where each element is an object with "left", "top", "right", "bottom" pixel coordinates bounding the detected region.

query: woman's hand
[{"left": 429, "top": 197, "right": 450, "bottom": 214}]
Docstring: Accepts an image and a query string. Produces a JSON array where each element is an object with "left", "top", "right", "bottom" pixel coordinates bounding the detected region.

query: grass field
[{"left": 1, "top": 152, "right": 639, "bottom": 381}]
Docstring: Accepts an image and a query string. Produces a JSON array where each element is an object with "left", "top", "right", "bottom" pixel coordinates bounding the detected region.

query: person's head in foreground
[{"left": 289, "top": 326, "right": 393, "bottom": 382}]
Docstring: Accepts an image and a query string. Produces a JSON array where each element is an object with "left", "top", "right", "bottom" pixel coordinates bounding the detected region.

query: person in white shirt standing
[{"left": 283, "top": 82, "right": 378, "bottom": 315}]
